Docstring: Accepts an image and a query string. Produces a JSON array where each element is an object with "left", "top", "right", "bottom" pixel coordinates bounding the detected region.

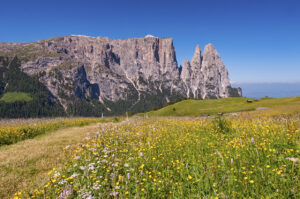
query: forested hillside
[{"left": 0, "top": 56, "right": 65, "bottom": 117}]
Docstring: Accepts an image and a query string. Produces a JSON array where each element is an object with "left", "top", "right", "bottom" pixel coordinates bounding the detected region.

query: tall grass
[
  {"left": 18, "top": 114, "right": 299, "bottom": 198},
  {"left": 0, "top": 118, "right": 109, "bottom": 146}
]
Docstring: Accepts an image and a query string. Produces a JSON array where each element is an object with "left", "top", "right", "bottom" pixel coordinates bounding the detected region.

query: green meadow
[
  {"left": 139, "top": 97, "right": 300, "bottom": 116},
  {"left": 1, "top": 97, "right": 299, "bottom": 198},
  {"left": 0, "top": 92, "right": 33, "bottom": 103}
]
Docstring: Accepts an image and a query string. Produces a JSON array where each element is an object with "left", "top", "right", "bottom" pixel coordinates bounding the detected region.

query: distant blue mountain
[{"left": 232, "top": 83, "right": 300, "bottom": 99}]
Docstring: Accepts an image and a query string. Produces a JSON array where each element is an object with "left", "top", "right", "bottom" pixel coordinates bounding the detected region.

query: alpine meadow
[{"left": 1, "top": 1, "right": 300, "bottom": 199}]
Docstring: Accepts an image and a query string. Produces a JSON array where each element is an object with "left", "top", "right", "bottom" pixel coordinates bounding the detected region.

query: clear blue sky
[{"left": 1, "top": 0, "right": 299, "bottom": 83}]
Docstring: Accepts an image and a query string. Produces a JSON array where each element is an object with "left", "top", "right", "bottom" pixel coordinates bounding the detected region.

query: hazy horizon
[{"left": 232, "top": 82, "right": 300, "bottom": 98}]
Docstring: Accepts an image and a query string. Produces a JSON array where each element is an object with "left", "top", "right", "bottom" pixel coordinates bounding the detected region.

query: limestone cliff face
[
  {"left": 181, "top": 44, "right": 242, "bottom": 99},
  {"left": 181, "top": 45, "right": 204, "bottom": 98},
  {"left": 0, "top": 35, "right": 241, "bottom": 115}
]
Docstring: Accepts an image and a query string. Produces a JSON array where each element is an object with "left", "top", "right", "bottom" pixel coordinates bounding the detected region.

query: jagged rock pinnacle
[
  {"left": 191, "top": 45, "right": 201, "bottom": 69},
  {"left": 0, "top": 35, "right": 241, "bottom": 115}
]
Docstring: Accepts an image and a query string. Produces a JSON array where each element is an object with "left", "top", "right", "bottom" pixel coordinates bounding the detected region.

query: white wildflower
[
  {"left": 286, "top": 157, "right": 299, "bottom": 163},
  {"left": 74, "top": 155, "right": 80, "bottom": 160},
  {"left": 71, "top": 173, "right": 79, "bottom": 178}
]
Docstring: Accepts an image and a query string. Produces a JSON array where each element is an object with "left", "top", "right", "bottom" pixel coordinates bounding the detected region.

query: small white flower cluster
[
  {"left": 78, "top": 189, "right": 93, "bottom": 199},
  {"left": 53, "top": 171, "right": 60, "bottom": 178},
  {"left": 88, "top": 163, "right": 95, "bottom": 171},
  {"left": 92, "top": 183, "right": 101, "bottom": 190},
  {"left": 286, "top": 157, "right": 298, "bottom": 163},
  {"left": 71, "top": 173, "right": 79, "bottom": 178}
]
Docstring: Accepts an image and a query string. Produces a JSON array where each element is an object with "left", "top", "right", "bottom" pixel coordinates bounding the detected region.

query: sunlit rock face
[
  {"left": 0, "top": 35, "right": 241, "bottom": 114},
  {"left": 181, "top": 43, "right": 241, "bottom": 99}
]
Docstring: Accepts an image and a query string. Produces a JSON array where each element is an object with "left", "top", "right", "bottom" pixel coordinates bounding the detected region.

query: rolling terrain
[
  {"left": 1, "top": 97, "right": 299, "bottom": 198},
  {"left": 0, "top": 117, "right": 119, "bottom": 198},
  {"left": 0, "top": 123, "right": 107, "bottom": 198},
  {"left": 139, "top": 96, "right": 300, "bottom": 116}
]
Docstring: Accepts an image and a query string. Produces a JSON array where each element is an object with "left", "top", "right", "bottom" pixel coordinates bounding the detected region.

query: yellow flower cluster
[
  {"left": 17, "top": 114, "right": 299, "bottom": 198},
  {"left": 0, "top": 118, "right": 104, "bottom": 146}
]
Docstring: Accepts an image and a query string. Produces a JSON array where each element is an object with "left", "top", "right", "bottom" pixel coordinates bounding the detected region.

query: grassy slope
[
  {"left": 139, "top": 97, "right": 300, "bottom": 116},
  {"left": 0, "top": 122, "right": 113, "bottom": 199},
  {"left": 27, "top": 116, "right": 299, "bottom": 198},
  {"left": 0, "top": 92, "right": 32, "bottom": 103}
]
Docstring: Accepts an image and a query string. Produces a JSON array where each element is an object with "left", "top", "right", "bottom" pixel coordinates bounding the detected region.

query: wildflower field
[
  {"left": 17, "top": 113, "right": 299, "bottom": 198},
  {"left": 0, "top": 117, "right": 110, "bottom": 146}
]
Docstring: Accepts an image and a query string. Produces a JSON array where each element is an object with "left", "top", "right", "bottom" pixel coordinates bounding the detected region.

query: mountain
[
  {"left": 0, "top": 56, "right": 66, "bottom": 117},
  {"left": 0, "top": 35, "right": 241, "bottom": 117}
]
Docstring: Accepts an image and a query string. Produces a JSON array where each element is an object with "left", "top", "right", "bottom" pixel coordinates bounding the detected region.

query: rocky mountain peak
[
  {"left": 194, "top": 45, "right": 201, "bottom": 55},
  {"left": 183, "top": 59, "right": 191, "bottom": 66},
  {"left": 204, "top": 43, "right": 216, "bottom": 51},
  {"left": 145, "top": 34, "right": 157, "bottom": 38},
  {"left": 0, "top": 35, "right": 242, "bottom": 116},
  {"left": 191, "top": 45, "right": 202, "bottom": 70},
  {"left": 202, "top": 43, "right": 219, "bottom": 64},
  {"left": 180, "top": 43, "right": 241, "bottom": 99},
  {"left": 200, "top": 43, "right": 231, "bottom": 98}
]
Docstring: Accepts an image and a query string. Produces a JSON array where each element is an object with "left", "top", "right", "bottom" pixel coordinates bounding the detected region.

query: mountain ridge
[{"left": 0, "top": 35, "right": 241, "bottom": 117}]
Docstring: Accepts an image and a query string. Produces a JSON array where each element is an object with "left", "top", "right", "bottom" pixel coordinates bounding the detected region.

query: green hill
[{"left": 138, "top": 96, "right": 300, "bottom": 116}]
